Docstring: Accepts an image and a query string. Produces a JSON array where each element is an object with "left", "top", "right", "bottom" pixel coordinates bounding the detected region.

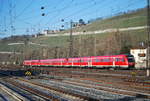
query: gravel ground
[
  {"left": 15, "top": 79, "right": 83, "bottom": 101},
  {"left": 0, "top": 80, "right": 45, "bottom": 101},
  {"left": 32, "top": 79, "right": 132, "bottom": 100},
  {"left": 28, "top": 73, "right": 150, "bottom": 101}
]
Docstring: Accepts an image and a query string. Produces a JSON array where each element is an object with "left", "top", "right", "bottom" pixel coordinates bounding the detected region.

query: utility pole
[
  {"left": 61, "top": 19, "right": 74, "bottom": 57},
  {"left": 69, "top": 20, "right": 73, "bottom": 57},
  {"left": 78, "top": 33, "right": 82, "bottom": 57},
  {"left": 146, "top": 0, "right": 150, "bottom": 76},
  {"left": 94, "top": 37, "right": 97, "bottom": 56}
]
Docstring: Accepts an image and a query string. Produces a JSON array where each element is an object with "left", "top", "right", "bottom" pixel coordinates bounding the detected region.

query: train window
[
  {"left": 85, "top": 59, "right": 90, "bottom": 62},
  {"left": 100, "top": 59, "right": 104, "bottom": 62},
  {"left": 115, "top": 58, "right": 119, "bottom": 62},
  {"left": 77, "top": 60, "right": 80, "bottom": 62},
  {"left": 73, "top": 60, "right": 78, "bottom": 63},
  {"left": 128, "top": 57, "right": 135, "bottom": 62},
  {"left": 127, "top": 55, "right": 135, "bottom": 62},
  {"left": 68, "top": 60, "right": 72, "bottom": 63},
  {"left": 115, "top": 58, "right": 124, "bottom": 62},
  {"left": 103, "top": 58, "right": 110, "bottom": 62},
  {"left": 81, "top": 60, "right": 84, "bottom": 62},
  {"left": 100, "top": 59, "right": 103, "bottom": 62},
  {"left": 95, "top": 59, "right": 100, "bottom": 62},
  {"left": 121, "top": 58, "right": 125, "bottom": 62}
]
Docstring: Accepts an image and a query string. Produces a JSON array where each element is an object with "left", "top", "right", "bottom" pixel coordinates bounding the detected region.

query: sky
[{"left": 0, "top": 0, "right": 147, "bottom": 38}]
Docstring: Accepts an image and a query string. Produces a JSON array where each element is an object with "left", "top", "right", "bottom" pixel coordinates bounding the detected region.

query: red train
[{"left": 23, "top": 54, "right": 135, "bottom": 69}]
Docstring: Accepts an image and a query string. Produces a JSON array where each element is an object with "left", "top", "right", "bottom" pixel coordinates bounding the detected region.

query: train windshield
[{"left": 127, "top": 55, "right": 135, "bottom": 62}]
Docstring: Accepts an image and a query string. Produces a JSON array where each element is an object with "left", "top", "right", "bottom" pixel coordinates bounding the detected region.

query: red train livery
[{"left": 23, "top": 54, "right": 135, "bottom": 69}]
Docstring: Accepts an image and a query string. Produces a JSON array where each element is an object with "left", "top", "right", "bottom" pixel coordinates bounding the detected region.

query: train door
[
  {"left": 115, "top": 57, "right": 123, "bottom": 67},
  {"left": 113, "top": 57, "right": 116, "bottom": 67},
  {"left": 88, "top": 58, "right": 92, "bottom": 67},
  {"left": 115, "top": 58, "right": 120, "bottom": 67}
]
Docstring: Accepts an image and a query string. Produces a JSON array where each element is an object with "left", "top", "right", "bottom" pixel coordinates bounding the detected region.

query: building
[
  {"left": 130, "top": 48, "right": 147, "bottom": 69},
  {"left": 41, "top": 30, "right": 58, "bottom": 36}
]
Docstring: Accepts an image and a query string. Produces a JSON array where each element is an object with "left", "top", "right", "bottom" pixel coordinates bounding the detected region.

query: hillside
[
  {"left": 59, "top": 8, "right": 147, "bottom": 33},
  {"left": 0, "top": 8, "right": 148, "bottom": 64}
]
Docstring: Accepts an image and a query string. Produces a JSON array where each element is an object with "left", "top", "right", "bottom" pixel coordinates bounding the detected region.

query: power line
[
  {"left": 49, "top": 0, "right": 144, "bottom": 30},
  {"left": 43, "top": 0, "right": 110, "bottom": 29},
  {"left": 43, "top": 0, "right": 75, "bottom": 26},
  {"left": 30, "top": 0, "right": 67, "bottom": 30},
  {"left": 1, "top": 0, "right": 146, "bottom": 37},
  {"left": 15, "top": 0, "right": 34, "bottom": 19},
  {"left": 31, "top": 0, "right": 94, "bottom": 29},
  {"left": 81, "top": 0, "right": 142, "bottom": 21},
  {"left": 43, "top": 0, "right": 102, "bottom": 28},
  {"left": 16, "top": 0, "right": 54, "bottom": 21}
]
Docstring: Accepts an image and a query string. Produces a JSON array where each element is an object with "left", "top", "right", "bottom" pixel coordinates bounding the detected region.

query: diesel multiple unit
[{"left": 23, "top": 54, "right": 135, "bottom": 69}]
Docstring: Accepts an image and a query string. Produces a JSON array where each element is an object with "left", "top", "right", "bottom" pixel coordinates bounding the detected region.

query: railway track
[
  {"left": 1, "top": 70, "right": 90, "bottom": 101},
  {"left": 16, "top": 78, "right": 99, "bottom": 101},
  {"left": 0, "top": 83, "right": 27, "bottom": 101},
  {"left": 48, "top": 74, "right": 150, "bottom": 95},
  {"left": 21, "top": 76, "right": 150, "bottom": 100},
  {"left": 32, "top": 67, "right": 150, "bottom": 94},
  {"left": 0, "top": 79, "right": 46, "bottom": 101},
  {"left": 62, "top": 78, "right": 150, "bottom": 97},
  {"left": 39, "top": 70, "right": 150, "bottom": 89},
  {"left": 36, "top": 67, "right": 150, "bottom": 85},
  {"left": 31, "top": 67, "right": 146, "bottom": 74},
  {"left": 44, "top": 73, "right": 150, "bottom": 93},
  {"left": 3, "top": 79, "right": 63, "bottom": 101},
  {"left": 31, "top": 67, "right": 147, "bottom": 78},
  {"left": 0, "top": 67, "right": 150, "bottom": 101},
  {"left": 37, "top": 73, "right": 150, "bottom": 98}
]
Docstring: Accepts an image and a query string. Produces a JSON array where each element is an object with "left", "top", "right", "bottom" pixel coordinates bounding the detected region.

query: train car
[
  {"left": 23, "top": 54, "right": 135, "bottom": 69},
  {"left": 90, "top": 54, "right": 135, "bottom": 68}
]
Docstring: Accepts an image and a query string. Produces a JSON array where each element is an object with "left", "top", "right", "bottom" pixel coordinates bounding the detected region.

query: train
[{"left": 23, "top": 54, "right": 135, "bottom": 69}]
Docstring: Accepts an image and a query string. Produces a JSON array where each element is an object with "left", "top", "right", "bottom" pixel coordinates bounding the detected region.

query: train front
[{"left": 127, "top": 55, "right": 135, "bottom": 68}]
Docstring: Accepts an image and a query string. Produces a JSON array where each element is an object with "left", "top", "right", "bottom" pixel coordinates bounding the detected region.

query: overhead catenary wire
[
  {"left": 3, "top": 0, "right": 66, "bottom": 35},
  {"left": 19, "top": 0, "right": 142, "bottom": 32},
  {"left": 7, "top": 0, "right": 136, "bottom": 33},
  {"left": 43, "top": 0, "right": 75, "bottom": 26},
  {"left": 33, "top": 0, "right": 72, "bottom": 28},
  {"left": 17, "top": 0, "right": 60, "bottom": 21},
  {"left": 80, "top": 0, "right": 142, "bottom": 22},
  {"left": 42, "top": 0, "right": 144, "bottom": 30},
  {"left": 43, "top": 0, "right": 111, "bottom": 29},
  {"left": 0, "top": 0, "right": 147, "bottom": 37},
  {"left": 30, "top": 0, "right": 95, "bottom": 29},
  {"left": 15, "top": 0, "right": 34, "bottom": 19}
]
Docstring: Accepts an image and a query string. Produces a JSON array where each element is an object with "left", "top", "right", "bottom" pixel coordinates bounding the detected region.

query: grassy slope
[{"left": 59, "top": 8, "right": 147, "bottom": 33}]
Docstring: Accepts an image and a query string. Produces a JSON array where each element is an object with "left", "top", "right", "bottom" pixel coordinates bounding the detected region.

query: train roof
[{"left": 24, "top": 54, "right": 132, "bottom": 62}]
